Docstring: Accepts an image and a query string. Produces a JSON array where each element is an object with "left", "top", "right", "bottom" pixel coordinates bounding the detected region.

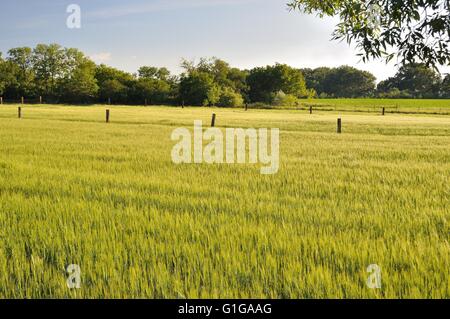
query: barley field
[{"left": 0, "top": 104, "right": 449, "bottom": 298}]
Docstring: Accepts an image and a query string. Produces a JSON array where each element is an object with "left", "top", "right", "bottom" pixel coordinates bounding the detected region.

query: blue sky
[{"left": 1, "top": 0, "right": 446, "bottom": 81}]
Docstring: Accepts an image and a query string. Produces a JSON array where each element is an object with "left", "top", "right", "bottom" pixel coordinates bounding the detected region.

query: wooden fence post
[
  {"left": 382, "top": 107, "right": 385, "bottom": 116},
  {"left": 309, "top": 106, "right": 313, "bottom": 114},
  {"left": 106, "top": 109, "right": 110, "bottom": 123},
  {"left": 337, "top": 118, "right": 342, "bottom": 134},
  {"left": 245, "top": 103, "right": 248, "bottom": 111},
  {"left": 39, "top": 96, "right": 42, "bottom": 104},
  {"left": 18, "top": 107, "right": 22, "bottom": 119},
  {"left": 211, "top": 113, "right": 216, "bottom": 127}
]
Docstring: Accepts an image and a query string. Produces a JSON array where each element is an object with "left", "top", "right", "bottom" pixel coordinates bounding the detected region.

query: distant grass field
[
  {"left": 0, "top": 103, "right": 449, "bottom": 298},
  {"left": 302, "top": 98, "right": 450, "bottom": 114}
]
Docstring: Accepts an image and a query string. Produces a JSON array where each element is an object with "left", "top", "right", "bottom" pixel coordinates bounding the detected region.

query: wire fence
[{"left": 1, "top": 97, "right": 449, "bottom": 116}]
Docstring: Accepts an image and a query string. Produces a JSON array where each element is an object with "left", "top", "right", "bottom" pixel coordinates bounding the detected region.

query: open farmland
[
  {"left": 302, "top": 98, "right": 450, "bottom": 115},
  {"left": 0, "top": 103, "right": 449, "bottom": 298}
]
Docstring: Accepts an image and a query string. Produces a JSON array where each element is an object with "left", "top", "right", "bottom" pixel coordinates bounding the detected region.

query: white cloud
[{"left": 89, "top": 52, "right": 112, "bottom": 63}]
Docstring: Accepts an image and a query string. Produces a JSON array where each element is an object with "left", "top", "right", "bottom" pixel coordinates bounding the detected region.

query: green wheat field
[{"left": 0, "top": 101, "right": 449, "bottom": 298}]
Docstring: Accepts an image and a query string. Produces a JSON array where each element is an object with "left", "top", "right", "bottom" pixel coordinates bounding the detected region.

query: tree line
[{"left": 0, "top": 44, "right": 449, "bottom": 107}]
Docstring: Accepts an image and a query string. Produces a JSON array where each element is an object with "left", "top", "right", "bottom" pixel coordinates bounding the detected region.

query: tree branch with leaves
[{"left": 288, "top": 0, "right": 450, "bottom": 69}]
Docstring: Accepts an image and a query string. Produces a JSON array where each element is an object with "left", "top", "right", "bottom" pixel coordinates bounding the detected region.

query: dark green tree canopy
[
  {"left": 95, "top": 64, "right": 135, "bottom": 103},
  {"left": 32, "top": 44, "right": 66, "bottom": 97},
  {"left": 133, "top": 67, "right": 174, "bottom": 105},
  {"left": 377, "top": 63, "right": 443, "bottom": 98},
  {"left": 0, "top": 54, "right": 5, "bottom": 95},
  {"left": 288, "top": 0, "right": 450, "bottom": 68},
  {"left": 59, "top": 51, "right": 98, "bottom": 103},
  {"left": 247, "top": 64, "right": 307, "bottom": 103},
  {"left": 441, "top": 74, "right": 450, "bottom": 97},
  {"left": 138, "top": 66, "right": 171, "bottom": 81},
  {"left": 302, "top": 66, "right": 376, "bottom": 97},
  {"left": 324, "top": 66, "right": 376, "bottom": 98},
  {"left": 5, "top": 47, "right": 35, "bottom": 97},
  {"left": 178, "top": 58, "right": 246, "bottom": 107}
]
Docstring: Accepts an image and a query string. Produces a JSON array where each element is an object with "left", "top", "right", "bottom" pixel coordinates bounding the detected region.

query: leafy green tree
[
  {"left": 210, "top": 59, "right": 233, "bottom": 88},
  {"left": 377, "top": 64, "right": 442, "bottom": 98},
  {"left": 288, "top": 0, "right": 450, "bottom": 68},
  {"left": 102, "top": 79, "right": 128, "bottom": 103},
  {"left": 395, "top": 64, "right": 441, "bottom": 98},
  {"left": 207, "top": 59, "right": 249, "bottom": 97},
  {"left": 0, "top": 52, "right": 7, "bottom": 96},
  {"left": 302, "top": 66, "right": 375, "bottom": 97},
  {"left": 301, "top": 67, "right": 332, "bottom": 96},
  {"left": 95, "top": 64, "right": 135, "bottom": 103},
  {"left": 138, "top": 66, "right": 171, "bottom": 82},
  {"left": 323, "top": 66, "right": 376, "bottom": 97},
  {"left": 377, "top": 87, "right": 412, "bottom": 99},
  {"left": 218, "top": 87, "right": 244, "bottom": 107},
  {"left": 32, "top": 44, "right": 66, "bottom": 99},
  {"left": 377, "top": 77, "right": 398, "bottom": 95},
  {"left": 179, "top": 71, "right": 216, "bottom": 106},
  {"left": 132, "top": 78, "right": 171, "bottom": 105},
  {"left": 441, "top": 74, "right": 450, "bottom": 98},
  {"left": 274, "top": 64, "right": 308, "bottom": 98},
  {"left": 95, "top": 64, "right": 135, "bottom": 85},
  {"left": 58, "top": 50, "right": 98, "bottom": 103},
  {"left": 179, "top": 58, "right": 232, "bottom": 106},
  {"left": 247, "top": 64, "right": 307, "bottom": 103},
  {"left": 178, "top": 57, "right": 249, "bottom": 106},
  {"left": 227, "top": 67, "right": 249, "bottom": 99},
  {"left": 135, "top": 66, "right": 176, "bottom": 104},
  {"left": 305, "top": 88, "right": 317, "bottom": 99},
  {"left": 0, "top": 53, "right": 6, "bottom": 95},
  {"left": 272, "top": 90, "right": 301, "bottom": 107},
  {"left": 300, "top": 68, "right": 314, "bottom": 90},
  {"left": 206, "top": 83, "right": 221, "bottom": 106},
  {"left": 5, "top": 47, "right": 35, "bottom": 98}
]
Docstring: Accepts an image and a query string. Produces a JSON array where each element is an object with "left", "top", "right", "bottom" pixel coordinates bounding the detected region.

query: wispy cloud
[
  {"left": 87, "top": 0, "right": 256, "bottom": 19},
  {"left": 90, "top": 52, "right": 112, "bottom": 63}
]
